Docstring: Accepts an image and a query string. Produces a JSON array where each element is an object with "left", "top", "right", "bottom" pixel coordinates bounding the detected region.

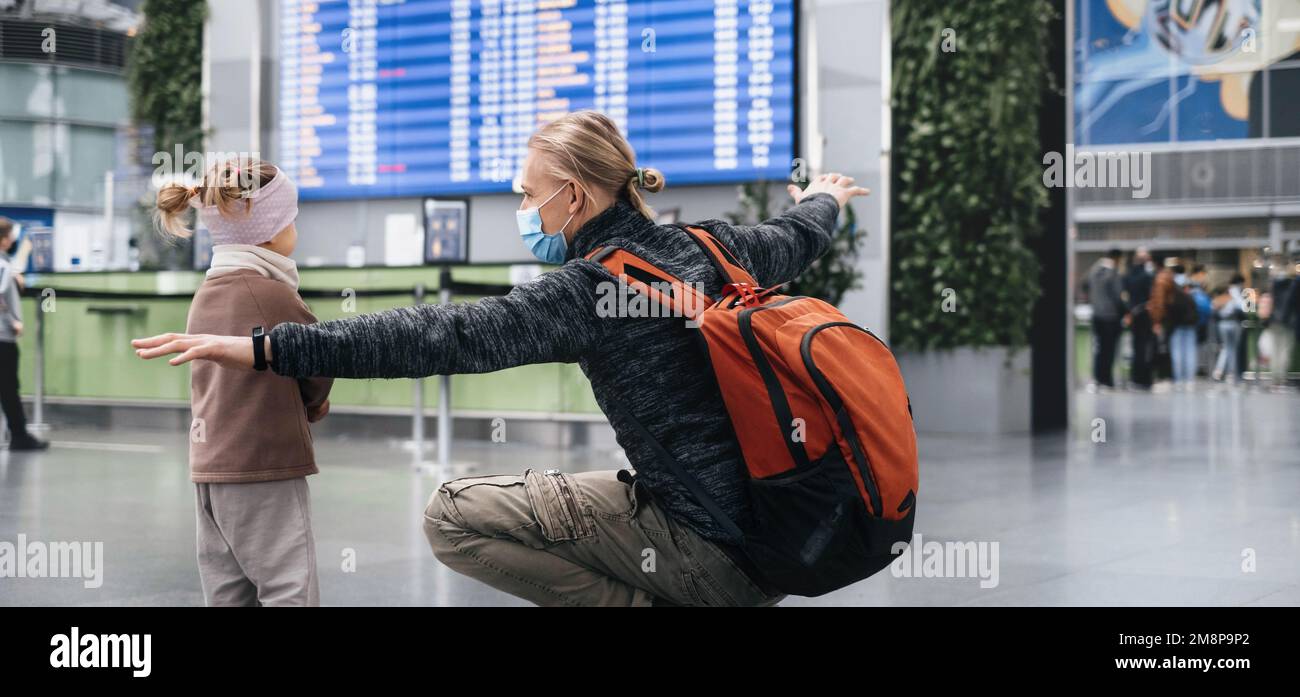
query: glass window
[
  {"left": 55, "top": 66, "right": 129, "bottom": 125},
  {"left": 0, "top": 63, "right": 56, "bottom": 119},
  {"left": 1175, "top": 68, "right": 1253, "bottom": 143},
  {"left": 52, "top": 124, "right": 118, "bottom": 208},
  {"left": 1076, "top": 75, "right": 1177, "bottom": 145},
  {"left": 1074, "top": 0, "right": 1285, "bottom": 145},
  {"left": 1264, "top": 66, "right": 1300, "bottom": 138},
  {"left": 0, "top": 121, "right": 56, "bottom": 204}
]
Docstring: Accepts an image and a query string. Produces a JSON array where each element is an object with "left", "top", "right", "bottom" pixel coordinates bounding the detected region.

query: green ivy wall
[{"left": 889, "top": 0, "right": 1053, "bottom": 351}]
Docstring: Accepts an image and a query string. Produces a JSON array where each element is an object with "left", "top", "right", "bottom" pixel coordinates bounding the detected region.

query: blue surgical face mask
[{"left": 517, "top": 184, "right": 574, "bottom": 264}]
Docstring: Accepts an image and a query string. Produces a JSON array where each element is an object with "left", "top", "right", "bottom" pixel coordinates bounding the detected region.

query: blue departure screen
[{"left": 278, "top": 0, "right": 796, "bottom": 200}]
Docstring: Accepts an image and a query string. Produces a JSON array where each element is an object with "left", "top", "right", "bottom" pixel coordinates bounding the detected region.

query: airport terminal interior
[{"left": 1, "top": 0, "right": 1297, "bottom": 609}]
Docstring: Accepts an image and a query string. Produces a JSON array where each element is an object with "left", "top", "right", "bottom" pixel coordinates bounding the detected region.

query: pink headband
[{"left": 191, "top": 169, "right": 299, "bottom": 246}]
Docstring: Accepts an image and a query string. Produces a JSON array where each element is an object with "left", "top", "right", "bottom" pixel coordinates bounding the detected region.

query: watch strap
[{"left": 252, "top": 326, "right": 268, "bottom": 371}]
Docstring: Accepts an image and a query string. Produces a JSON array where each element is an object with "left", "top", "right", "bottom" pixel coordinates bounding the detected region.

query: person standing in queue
[
  {"left": 1212, "top": 274, "right": 1247, "bottom": 385},
  {"left": 131, "top": 110, "right": 870, "bottom": 607},
  {"left": 1123, "top": 247, "right": 1155, "bottom": 390},
  {"left": 0, "top": 217, "right": 48, "bottom": 451},
  {"left": 1264, "top": 257, "right": 1298, "bottom": 391},
  {"left": 1168, "top": 264, "right": 1201, "bottom": 389},
  {"left": 1087, "top": 249, "right": 1125, "bottom": 390}
]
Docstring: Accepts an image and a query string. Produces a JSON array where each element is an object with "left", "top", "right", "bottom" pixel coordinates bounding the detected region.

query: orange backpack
[{"left": 587, "top": 225, "right": 918, "bottom": 596}]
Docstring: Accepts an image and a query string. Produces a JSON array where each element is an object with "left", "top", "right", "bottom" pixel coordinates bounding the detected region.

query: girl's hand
[
  {"left": 132, "top": 333, "right": 256, "bottom": 369},
  {"left": 787, "top": 172, "right": 870, "bottom": 208},
  {"left": 11, "top": 320, "right": 21, "bottom": 337}
]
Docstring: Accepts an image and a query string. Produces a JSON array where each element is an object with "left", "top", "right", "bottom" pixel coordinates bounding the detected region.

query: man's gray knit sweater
[{"left": 269, "top": 192, "right": 842, "bottom": 543}]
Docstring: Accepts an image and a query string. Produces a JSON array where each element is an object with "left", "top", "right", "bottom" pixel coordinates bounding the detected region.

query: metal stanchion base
[{"left": 398, "top": 439, "right": 476, "bottom": 475}]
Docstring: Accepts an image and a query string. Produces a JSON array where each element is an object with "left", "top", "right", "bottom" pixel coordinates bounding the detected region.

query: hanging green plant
[
  {"left": 725, "top": 180, "right": 864, "bottom": 306},
  {"left": 126, "top": 0, "right": 207, "bottom": 269},
  {"left": 127, "top": 0, "right": 207, "bottom": 155}
]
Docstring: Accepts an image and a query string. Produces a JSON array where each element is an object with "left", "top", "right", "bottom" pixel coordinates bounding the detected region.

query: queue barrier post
[
  {"left": 437, "top": 268, "right": 453, "bottom": 471},
  {"left": 411, "top": 283, "right": 426, "bottom": 470},
  {"left": 31, "top": 289, "right": 47, "bottom": 433}
]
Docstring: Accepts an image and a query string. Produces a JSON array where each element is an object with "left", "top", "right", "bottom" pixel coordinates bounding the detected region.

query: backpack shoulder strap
[
  {"left": 610, "top": 399, "right": 745, "bottom": 542},
  {"left": 676, "top": 224, "right": 758, "bottom": 288},
  {"left": 581, "top": 244, "right": 746, "bottom": 543}
]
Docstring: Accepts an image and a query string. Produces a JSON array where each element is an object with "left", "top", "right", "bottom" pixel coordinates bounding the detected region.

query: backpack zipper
[
  {"left": 799, "top": 322, "right": 885, "bottom": 517},
  {"left": 736, "top": 298, "right": 812, "bottom": 471}
]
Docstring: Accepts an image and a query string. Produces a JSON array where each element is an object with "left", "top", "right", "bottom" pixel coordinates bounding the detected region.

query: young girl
[{"left": 155, "top": 158, "right": 332, "bottom": 606}]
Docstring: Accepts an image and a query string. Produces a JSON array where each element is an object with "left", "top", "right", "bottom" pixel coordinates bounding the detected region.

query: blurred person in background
[
  {"left": 1148, "top": 265, "right": 1196, "bottom": 390},
  {"left": 1147, "top": 266, "right": 1173, "bottom": 384},
  {"left": 0, "top": 217, "right": 48, "bottom": 451},
  {"left": 1263, "top": 257, "right": 1298, "bottom": 391},
  {"left": 1123, "top": 247, "right": 1155, "bottom": 390},
  {"left": 1212, "top": 274, "right": 1247, "bottom": 385},
  {"left": 1168, "top": 264, "right": 1201, "bottom": 390},
  {"left": 1189, "top": 264, "right": 1213, "bottom": 345},
  {"left": 1087, "top": 248, "right": 1126, "bottom": 390}
]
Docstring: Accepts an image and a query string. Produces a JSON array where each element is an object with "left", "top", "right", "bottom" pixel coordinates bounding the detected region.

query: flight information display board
[{"left": 278, "top": 0, "right": 797, "bottom": 200}]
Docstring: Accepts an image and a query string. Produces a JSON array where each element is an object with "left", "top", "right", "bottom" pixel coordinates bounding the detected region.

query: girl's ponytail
[
  {"left": 154, "top": 183, "right": 198, "bottom": 239},
  {"left": 153, "top": 159, "right": 280, "bottom": 239}
]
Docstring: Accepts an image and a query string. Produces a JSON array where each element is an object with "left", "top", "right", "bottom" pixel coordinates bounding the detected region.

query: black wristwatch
[{"left": 252, "top": 326, "right": 270, "bottom": 371}]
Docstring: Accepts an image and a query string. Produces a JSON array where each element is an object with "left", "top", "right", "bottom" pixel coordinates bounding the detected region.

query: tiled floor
[{"left": 1, "top": 385, "right": 1296, "bottom": 606}]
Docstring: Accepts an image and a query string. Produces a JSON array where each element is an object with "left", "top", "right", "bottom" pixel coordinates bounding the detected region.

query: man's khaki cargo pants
[{"left": 423, "top": 468, "right": 785, "bottom": 607}]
